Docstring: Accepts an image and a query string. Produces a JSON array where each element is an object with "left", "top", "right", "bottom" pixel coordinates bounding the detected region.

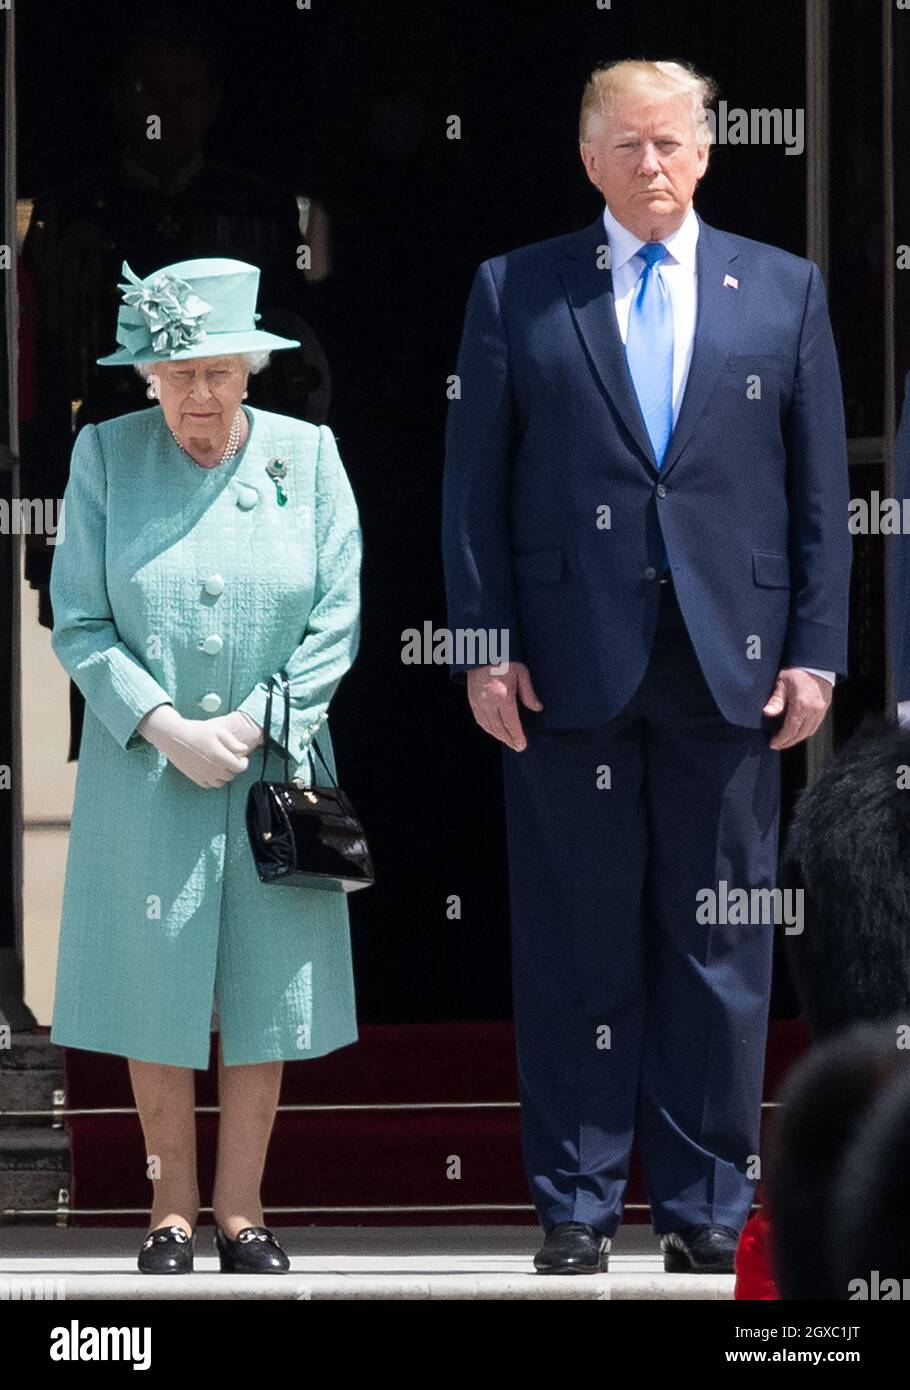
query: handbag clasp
[{"left": 292, "top": 774, "right": 318, "bottom": 803}]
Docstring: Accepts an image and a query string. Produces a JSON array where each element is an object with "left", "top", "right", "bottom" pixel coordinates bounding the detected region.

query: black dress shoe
[
  {"left": 661, "top": 1224, "right": 738, "bottom": 1273},
  {"left": 533, "top": 1222, "right": 611, "bottom": 1274},
  {"left": 214, "top": 1224, "right": 290, "bottom": 1273},
  {"left": 137, "top": 1224, "right": 195, "bottom": 1274}
]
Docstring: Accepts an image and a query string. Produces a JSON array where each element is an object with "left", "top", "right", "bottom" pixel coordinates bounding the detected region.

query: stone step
[
  {"left": 0, "top": 1126, "right": 70, "bottom": 1220},
  {"left": 0, "top": 1033, "right": 65, "bottom": 1127},
  {"left": 0, "top": 1068, "right": 64, "bottom": 1127},
  {"left": 0, "top": 1226, "right": 733, "bottom": 1300},
  {"left": 0, "top": 1033, "right": 69, "bottom": 1218},
  {"left": 0, "top": 1032, "right": 63, "bottom": 1072}
]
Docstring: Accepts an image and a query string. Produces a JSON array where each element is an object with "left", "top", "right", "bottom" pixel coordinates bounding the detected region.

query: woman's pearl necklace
[{"left": 170, "top": 407, "right": 245, "bottom": 467}]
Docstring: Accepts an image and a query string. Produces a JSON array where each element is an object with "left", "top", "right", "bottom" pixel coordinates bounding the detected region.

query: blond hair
[{"left": 579, "top": 59, "right": 718, "bottom": 144}]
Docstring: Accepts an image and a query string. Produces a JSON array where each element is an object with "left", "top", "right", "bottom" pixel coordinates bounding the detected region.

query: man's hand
[
  {"left": 466, "top": 662, "right": 543, "bottom": 751},
  {"left": 763, "top": 668, "right": 832, "bottom": 749}
]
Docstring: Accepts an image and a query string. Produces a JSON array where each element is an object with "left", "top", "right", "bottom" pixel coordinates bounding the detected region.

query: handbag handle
[{"left": 257, "top": 668, "right": 337, "bottom": 788}]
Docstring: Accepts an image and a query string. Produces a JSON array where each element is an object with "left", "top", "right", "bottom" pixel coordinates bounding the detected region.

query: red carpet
[{"left": 57, "top": 1019, "right": 809, "bottom": 1226}]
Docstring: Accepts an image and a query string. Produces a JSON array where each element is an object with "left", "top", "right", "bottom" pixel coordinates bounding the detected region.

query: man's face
[
  {"left": 117, "top": 42, "right": 219, "bottom": 170},
  {"left": 580, "top": 89, "right": 709, "bottom": 241}
]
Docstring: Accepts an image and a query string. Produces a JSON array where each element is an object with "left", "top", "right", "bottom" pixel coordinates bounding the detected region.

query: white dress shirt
[
  {"left": 601, "top": 201, "right": 834, "bottom": 689},
  {"left": 603, "top": 200, "right": 699, "bottom": 426}
]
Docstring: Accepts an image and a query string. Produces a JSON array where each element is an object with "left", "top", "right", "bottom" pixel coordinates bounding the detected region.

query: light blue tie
[{"left": 625, "top": 242, "right": 674, "bottom": 468}]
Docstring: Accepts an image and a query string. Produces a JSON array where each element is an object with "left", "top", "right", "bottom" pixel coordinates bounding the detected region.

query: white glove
[
  {"left": 222, "top": 710, "right": 266, "bottom": 752},
  {"left": 137, "top": 704, "right": 254, "bottom": 789},
  {"left": 899, "top": 701, "right": 910, "bottom": 730}
]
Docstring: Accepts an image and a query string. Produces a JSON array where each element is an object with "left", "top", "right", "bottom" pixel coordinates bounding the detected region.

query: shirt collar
[{"left": 601, "top": 201, "right": 699, "bottom": 273}]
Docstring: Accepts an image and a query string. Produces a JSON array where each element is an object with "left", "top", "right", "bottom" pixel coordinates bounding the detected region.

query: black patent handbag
[{"left": 245, "top": 669, "right": 375, "bottom": 893}]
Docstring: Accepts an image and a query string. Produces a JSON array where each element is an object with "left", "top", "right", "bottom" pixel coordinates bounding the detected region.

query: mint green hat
[{"left": 96, "top": 257, "right": 301, "bottom": 365}]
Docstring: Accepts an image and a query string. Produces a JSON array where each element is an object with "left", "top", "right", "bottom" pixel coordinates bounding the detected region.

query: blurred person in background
[{"left": 736, "top": 719, "right": 910, "bottom": 1297}]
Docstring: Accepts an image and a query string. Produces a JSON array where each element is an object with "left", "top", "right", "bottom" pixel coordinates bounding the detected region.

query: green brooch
[{"left": 265, "top": 457, "right": 289, "bottom": 506}]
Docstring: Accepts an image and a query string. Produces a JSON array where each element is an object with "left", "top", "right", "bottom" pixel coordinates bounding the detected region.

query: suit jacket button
[
  {"left": 643, "top": 566, "right": 657, "bottom": 581},
  {"left": 236, "top": 486, "right": 258, "bottom": 510},
  {"left": 199, "top": 692, "right": 222, "bottom": 713},
  {"left": 200, "top": 634, "right": 224, "bottom": 655},
  {"left": 656, "top": 483, "right": 667, "bottom": 498},
  {"left": 203, "top": 574, "right": 225, "bottom": 596}
]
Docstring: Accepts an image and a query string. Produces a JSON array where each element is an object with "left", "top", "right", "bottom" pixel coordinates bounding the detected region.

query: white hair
[
  {"left": 579, "top": 59, "right": 718, "bottom": 145},
  {"left": 133, "top": 350, "right": 271, "bottom": 379}
]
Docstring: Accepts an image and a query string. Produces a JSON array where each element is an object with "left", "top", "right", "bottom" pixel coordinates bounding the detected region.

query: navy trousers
[{"left": 502, "top": 577, "right": 780, "bottom": 1236}]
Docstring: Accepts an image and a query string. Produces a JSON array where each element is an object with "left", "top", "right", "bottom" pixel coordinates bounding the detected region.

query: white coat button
[
  {"left": 200, "top": 634, "right": 223, "bottom": 655},
  {"left": 236, "top": 486, "right": 258, "bottom": 510},
  {"left": 203, "top": 574, "right": 225, "bottom": 596},
  {"left": 199, "top": 692, "right": 222, "bottom": 713}
]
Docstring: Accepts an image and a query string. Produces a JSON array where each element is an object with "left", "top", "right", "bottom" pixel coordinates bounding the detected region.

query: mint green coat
[{"left": 49, "top": 405, "right": 362, "bottom": 1068}]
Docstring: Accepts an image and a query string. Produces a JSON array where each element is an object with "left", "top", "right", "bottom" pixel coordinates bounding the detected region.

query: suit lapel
[
  {"left": 659, "top": 216, "right": 742, "bottom": 480},
  {"left": 559, "top": 216, "right": 658, "bottom": 469},
  {"left": 558, "top": 212, "right": 743, "bottom": 479}
]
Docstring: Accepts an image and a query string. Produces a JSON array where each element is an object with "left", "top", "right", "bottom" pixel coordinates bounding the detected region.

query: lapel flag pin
[{"left": 723, "top": 274, "right": 740, "bottom": 289}]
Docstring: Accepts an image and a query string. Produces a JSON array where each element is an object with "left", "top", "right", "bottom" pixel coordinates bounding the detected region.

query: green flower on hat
[{"left": 117, "top": 261, "right": 213, "bottom": 356}]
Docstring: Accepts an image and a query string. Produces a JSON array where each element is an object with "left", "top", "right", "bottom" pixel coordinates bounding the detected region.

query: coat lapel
[
  {"left": 559, "top": 215, "right": 657, "bottom": 468},
  {"left": 659, "top": 216, "right": 742, "bottom": 480},
  {"left": 558, "top": 212, "right": 742, "bottom": 479}
]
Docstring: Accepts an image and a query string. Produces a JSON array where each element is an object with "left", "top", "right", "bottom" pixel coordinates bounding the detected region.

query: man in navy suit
[{"left": 442, "top": 60, "right": 851, "bottom": 1274}]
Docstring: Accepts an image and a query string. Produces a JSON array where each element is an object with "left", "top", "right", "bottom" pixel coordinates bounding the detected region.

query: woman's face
[{"left": 151, "top": 355, "right": 249, "bottom": 444}]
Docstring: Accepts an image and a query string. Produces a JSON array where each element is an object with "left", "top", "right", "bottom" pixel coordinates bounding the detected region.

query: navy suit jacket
[{"left": 442, "top": 212, "right": 852, "bottom": 729}]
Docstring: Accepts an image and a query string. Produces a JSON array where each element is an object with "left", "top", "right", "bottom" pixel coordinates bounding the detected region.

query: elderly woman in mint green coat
[{"left": 48, "top": 257, "right": 362, "bottom": 1274}]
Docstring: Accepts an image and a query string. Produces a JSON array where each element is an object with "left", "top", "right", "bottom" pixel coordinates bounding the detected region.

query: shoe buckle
[{"left": 143, "top": 1225, "right": 189, "bottom": 1249}]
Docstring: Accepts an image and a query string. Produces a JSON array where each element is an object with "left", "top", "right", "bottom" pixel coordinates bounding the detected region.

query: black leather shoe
[
  {"left": 533, "top": 1222, "right": 611, "bottom": 1274},
  {"left": 661, "top": 1224, "right": 738, "bottom": 1273},
  {"left": 137, "top": 1224, "right": 195, "bottom": 1274},
  {"left": 214, "top": 1224, "right": 290, "bottom": 1273}
]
